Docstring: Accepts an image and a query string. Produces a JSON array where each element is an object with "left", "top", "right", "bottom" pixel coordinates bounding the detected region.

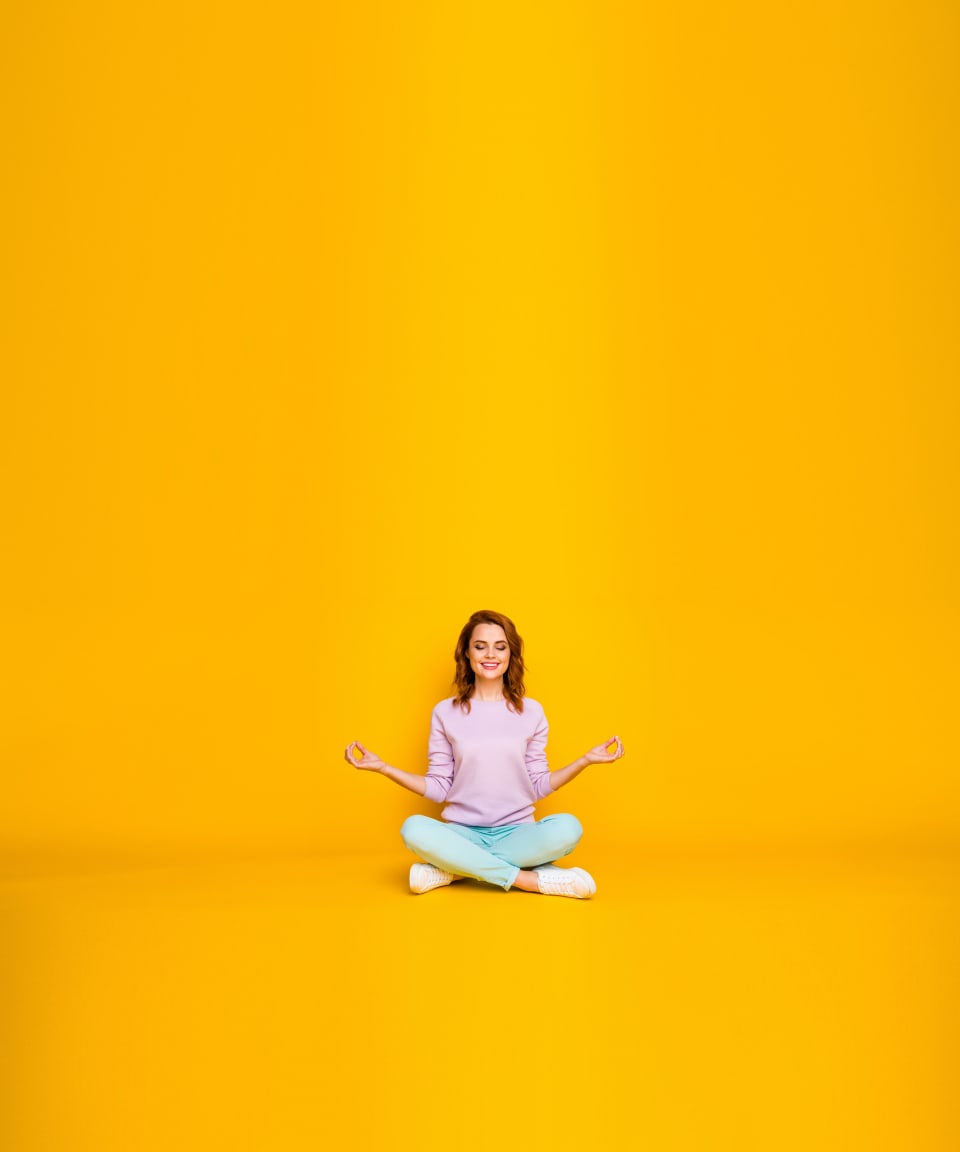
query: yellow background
[{"left": 2, "top": 1, "right": 958, "bottom": 1149}]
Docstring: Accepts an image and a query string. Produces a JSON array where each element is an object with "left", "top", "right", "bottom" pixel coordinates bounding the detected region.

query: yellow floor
[{"left": 2, "top": 848, "right": 957, "bottom": 1151}]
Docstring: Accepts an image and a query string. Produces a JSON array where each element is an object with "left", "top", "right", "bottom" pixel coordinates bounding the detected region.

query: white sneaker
[
  {"left": 409, "top": 862, "right": 457, "bottom": 894},
  {"left": 534, "top": 865, "right": 597, "bottom": 899}
]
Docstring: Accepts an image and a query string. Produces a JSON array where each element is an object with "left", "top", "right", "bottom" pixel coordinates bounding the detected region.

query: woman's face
[{"left": 467, "top": 623, "right": 511, "bottom": 684}]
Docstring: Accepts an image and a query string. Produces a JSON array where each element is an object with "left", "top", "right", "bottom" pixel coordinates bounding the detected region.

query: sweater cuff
[{"left": 422, "top": 776, "right": 445, "bottom": 804}]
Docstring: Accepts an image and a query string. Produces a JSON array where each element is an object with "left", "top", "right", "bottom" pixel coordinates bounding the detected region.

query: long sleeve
[
  {"left": 524, "top": 709, "right": 555, "bottom": 799},
  {"left": 421, "top": 696, "right": 553, "bottom": 825},
  {"left": 423, "top": 705, "right": 455, "bottom": 803}
]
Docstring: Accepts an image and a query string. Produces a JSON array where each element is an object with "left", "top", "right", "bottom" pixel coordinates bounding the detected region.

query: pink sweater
[{"left": 423, "top": 696, "right": 555, "bottom": 826}]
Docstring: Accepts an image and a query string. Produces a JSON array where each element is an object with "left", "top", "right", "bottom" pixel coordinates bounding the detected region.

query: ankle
[{"left": 512, "top": 870, "right": 540, "bottom": 892}]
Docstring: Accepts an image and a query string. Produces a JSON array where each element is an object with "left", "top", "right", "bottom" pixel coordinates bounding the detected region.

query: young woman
[{"left": 344, "top": 609, "right": 624, "bottom": 898}]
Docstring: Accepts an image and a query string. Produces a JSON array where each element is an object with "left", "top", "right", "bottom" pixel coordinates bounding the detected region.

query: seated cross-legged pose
[{"left": 344, "top": 608, "right": 624, "bottom": 899}]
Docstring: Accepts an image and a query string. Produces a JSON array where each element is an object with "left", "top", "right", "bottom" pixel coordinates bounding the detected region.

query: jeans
[{"left": 400, "top": 812, "right": 583, "bottom": 891}]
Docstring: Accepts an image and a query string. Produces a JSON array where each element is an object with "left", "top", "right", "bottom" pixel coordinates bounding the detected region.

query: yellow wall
[{"left": 3, "top": 0, "right": 958, "bottom": 869}]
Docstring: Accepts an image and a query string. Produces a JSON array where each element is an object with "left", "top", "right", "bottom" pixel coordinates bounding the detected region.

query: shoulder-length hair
[{"left": 453, "top": 609, "right": 526, "bottom": 713}]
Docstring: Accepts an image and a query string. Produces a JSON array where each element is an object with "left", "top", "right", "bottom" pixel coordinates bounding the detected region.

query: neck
[{"left": 473, "top": 683, "right": 505, "bottom": 702}]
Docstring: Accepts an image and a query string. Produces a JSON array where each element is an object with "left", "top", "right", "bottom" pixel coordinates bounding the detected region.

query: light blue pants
[{"left": 400, "top": 812, "right": 583, "bottom": 891}]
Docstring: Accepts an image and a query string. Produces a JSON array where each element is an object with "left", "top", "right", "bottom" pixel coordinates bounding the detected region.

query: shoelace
[
  {"left": 536, "top": 869, "right": 579, "bottom": 896},
  {"left": 413, "top": 864, "right": 453, "bottom": 889}
]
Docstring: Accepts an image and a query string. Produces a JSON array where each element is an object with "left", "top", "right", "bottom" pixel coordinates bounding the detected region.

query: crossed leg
[{"left": 400, "top": 813, "right": 583, "bottom": 891}]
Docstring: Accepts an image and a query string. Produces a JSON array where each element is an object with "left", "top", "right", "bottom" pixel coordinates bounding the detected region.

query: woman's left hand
[{"left": 584, "top": 735, "right": 624, "bottom": 764}]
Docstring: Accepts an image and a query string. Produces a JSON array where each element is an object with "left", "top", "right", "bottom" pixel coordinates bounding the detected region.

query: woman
[{"left": 344, "top": 609, "right": 624, "bottom": 898}]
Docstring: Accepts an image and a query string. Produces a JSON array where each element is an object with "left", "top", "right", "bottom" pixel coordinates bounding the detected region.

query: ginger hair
[{"left": 452, "top": 609, "right": 526, "bottom": 713}]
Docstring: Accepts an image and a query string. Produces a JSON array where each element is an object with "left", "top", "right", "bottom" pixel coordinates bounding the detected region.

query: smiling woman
[
  {"left": 344, "top": 609, "right": 624, "bottom": 898},
  {"left": 455, "top": 610, "right": 523, "bottom": 712}
]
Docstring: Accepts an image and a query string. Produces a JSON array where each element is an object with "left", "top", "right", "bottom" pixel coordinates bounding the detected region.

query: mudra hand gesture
[
  {"left": 344, "top": 741, "right": 385, "bottom": 772},
  {"left": 584, "top": 735, "right": 624, "bottom": 764}
]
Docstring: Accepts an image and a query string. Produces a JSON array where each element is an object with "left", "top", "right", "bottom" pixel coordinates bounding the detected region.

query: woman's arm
[
  {"left": 549, "top": 735, "right": 624, "bottom": 792},
  {"left": 344, "top": 741, "right": 427, "bottom": 797}
]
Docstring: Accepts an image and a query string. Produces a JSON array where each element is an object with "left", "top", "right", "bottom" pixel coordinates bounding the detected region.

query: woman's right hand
[{"left": 344, "top": 741, "right": 386, "bottom": 772}]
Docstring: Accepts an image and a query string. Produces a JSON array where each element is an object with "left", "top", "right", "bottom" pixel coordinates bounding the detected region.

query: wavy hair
[{"left": 453, "top": 609, "right": 526, "bottom": 713}]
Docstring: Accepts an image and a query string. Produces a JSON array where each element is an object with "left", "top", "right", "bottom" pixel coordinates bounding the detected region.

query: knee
[
  {"left": 548, "top": 813, "right": 583, "bottom": 849},
  {"left": 400, "top": 814, "right": 434, "bottom": 851}
]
